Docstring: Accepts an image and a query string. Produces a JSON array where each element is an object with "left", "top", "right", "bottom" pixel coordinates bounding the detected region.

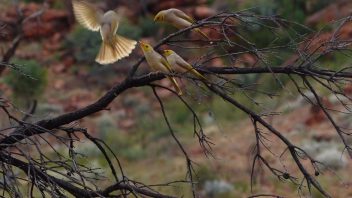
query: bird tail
[
  {"left": 167, "top": 76, "right": 183, "bottom": 96},
  {"left": 96, "top": 35, "right": 137, "bottom": 64},
  {"left": 194, "top": 28, "right": 210, "bottom": 40},
  {"left": 186, "top": 66, "right": 207, "bottom": 81}
]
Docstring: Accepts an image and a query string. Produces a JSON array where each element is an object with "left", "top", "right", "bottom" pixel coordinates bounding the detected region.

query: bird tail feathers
[
  {"left": 189, "top": 68, "right": 207, "bottom": 81},
  {"left": 167, "top": 76, "right": 183, "bottom": 96},
  {"left": 96, "top": 35, "right": 137, "bottom": 64}
]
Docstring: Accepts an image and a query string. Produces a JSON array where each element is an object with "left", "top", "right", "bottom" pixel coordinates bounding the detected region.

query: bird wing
[
  {"left": 160, "top": 58, "right": 173, "bottom": 72},
  {"left": 176, "top": 59, "right": 193, "bottom": 71},
  {"left": 160, "top": 56, "right": 183, "bottom": 95},
  {"left": 172, "top": 9, "right": 195, "bottom": 24},
  {"left": 72, "top": 0, "right": 102, "bottom": 31},
  {"left": 176, "top": 59, "right": 207, "bottom": 80},
  {"left": 110, "top": 18, "right": 119, "bottom": 35}
]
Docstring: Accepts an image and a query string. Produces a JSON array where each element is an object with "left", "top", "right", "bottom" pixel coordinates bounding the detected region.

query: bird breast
[
  {"left": 145, "top": 52, "right": 167, "bottom": 72},
  {"left": 144, "top": 52, "right": 157, "bottom": 68}
]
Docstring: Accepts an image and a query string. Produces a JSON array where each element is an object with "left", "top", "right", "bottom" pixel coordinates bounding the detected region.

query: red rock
[
  {"left": 0, "top": 3, "right": 71, "bottom": 41},
  {"left": 338, "top": 22, "right": 352, "bottom": 39},
  {"left": 312, "top": 132, "right": 334, "bottom": 142},
  {"left": 52, "top": 63, "right": 66, "bottom": 74},
  {"left": 50, "top": 32, "right": 62, "bottom": 43},
  {"left": 344, "top": 84, "right": 352, "bottom": 95},
  {"left": 281, "top": 54, "right": 299, "bottom": 67},
  {"left": 189, "top": 146, "right": 205, "bottom": 156},
  {"left": 194, "top": 6, "right": 216, "bottom": 18},
  {"left": 299, "top": 32, "right": 332, "bottom": 54},
  {"left": 63, "top": 56, "right": 74, "bottom": 68},
  {"left": 239, "top": 53, "right": 258, "bottom": 67},
  {"left": 54, "top": 79, "right": 65, "bottom": 89},
  {"left": 42, "top": 9, "right": 68, "bottom": 22},
  {"left": 304, "top": 97, "right": 332, "bottom": 126},
  {"left": 306, "top": 1, "right": 352, "bottom": 26},
  {"left": 321, "top": 97, "right": 333, "bottom": 109},
  {"left": 210, "top": 58, "right": 224, "bottom": 67}
]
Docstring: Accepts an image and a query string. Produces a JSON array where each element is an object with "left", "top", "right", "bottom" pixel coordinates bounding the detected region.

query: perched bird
[
  {"left": 162, "top": 50, "right": 206, "bottom": 81},
  {"left": 154, "top": 8, "right": 209, "bottom": 40},
  {"left": 72, "top": 0, "right": 136, "bottom": 64},
  {"left": 139, "top": 41, "right": 182, "bottom": 95}
]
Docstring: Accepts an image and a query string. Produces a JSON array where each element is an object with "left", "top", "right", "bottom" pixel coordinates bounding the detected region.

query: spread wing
[
  {"left": 72, "top": 0, "right": 102, "bottom": 31},
  {"left": 172, "top": 9, "right": 195, "bottom": 23}
]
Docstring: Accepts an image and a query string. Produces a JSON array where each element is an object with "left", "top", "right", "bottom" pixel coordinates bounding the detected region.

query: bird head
[
  {"left": 162, "top": 50, "right": 174, "bottom": 57},
  {"left": 139, "top": 41, "right": 153, "bottom": 53},
  {"left": 154, "top": 11, "right": 165, "bottom": 22}
]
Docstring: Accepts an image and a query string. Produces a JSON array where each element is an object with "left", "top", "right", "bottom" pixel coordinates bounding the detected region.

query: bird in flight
[{"left": 72, "top": 0, "right": 137, "bottom": 64}]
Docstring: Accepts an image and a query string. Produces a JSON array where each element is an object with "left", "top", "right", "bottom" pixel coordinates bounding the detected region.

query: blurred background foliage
[
  {"left": 4, "top": 59, "right": 47, "bottom": 105},
  {"left": 65, "top": 26, "right": 101, "bottom": 65}
]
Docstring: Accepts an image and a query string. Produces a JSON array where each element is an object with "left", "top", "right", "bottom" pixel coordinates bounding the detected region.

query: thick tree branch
[{"left": 0, "top": 64, "right": 350, "bottom": 150}]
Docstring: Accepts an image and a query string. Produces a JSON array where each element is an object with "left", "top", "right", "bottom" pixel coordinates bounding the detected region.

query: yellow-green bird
[
  {"left": 162, "top": 50, "right": 206, "bottom": 81},
  {"left": 154, "top": 8, "right": 209, "bottom": 40},
  {"left": 139, "top": 41, "right": 183, "bottom": 95},
  {"left": 72, "top": 0, "right": 137, "bottom": 64}
]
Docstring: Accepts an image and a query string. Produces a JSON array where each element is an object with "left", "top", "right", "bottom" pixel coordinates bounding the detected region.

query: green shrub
[
  {"left": 117, "top": 17, "right": 158, "bottom": 40},
  {"left": 195, "top": 165, "right": 217, "bottom": 186},
  {"left": 5, "top": 59, "right": 47, "bottom": 102},
  {"left": 138, "top": 17, "right": 159, "bottom": 37},
  {"left": 96, "top": 113, "right": 117, "bottom": 140},
  {"left": 65, "top": 26, "right": 100, "bottom": 64},
  {"left": 120, "top": 144, "right": 146, "bottom": 161},
  {"left": 117, "top": 21, "right": 143, "bottom": 40},
  {"left": 243, "top": 0, "right": 307, "bottom": 23},
  {"left": 52, "top": 1, "right": 65, "bottom": 9},
  {"left": 320, "top": 52, "right": 352, "bottom": 70},
  {"left": 95, "top": 114, "right": 147, "bottom": 161},
  {"left": 165, "top": 99, "right": 191, "bottom": 125},
  {"left": 238, "top": 0, "right": 311, "bottom": 48},
  {"left": 206, "top": 0, "right": 216, "bottom": 5},
  {"left": 137, "top": 115, "right": 169, "bottom": 141}
]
